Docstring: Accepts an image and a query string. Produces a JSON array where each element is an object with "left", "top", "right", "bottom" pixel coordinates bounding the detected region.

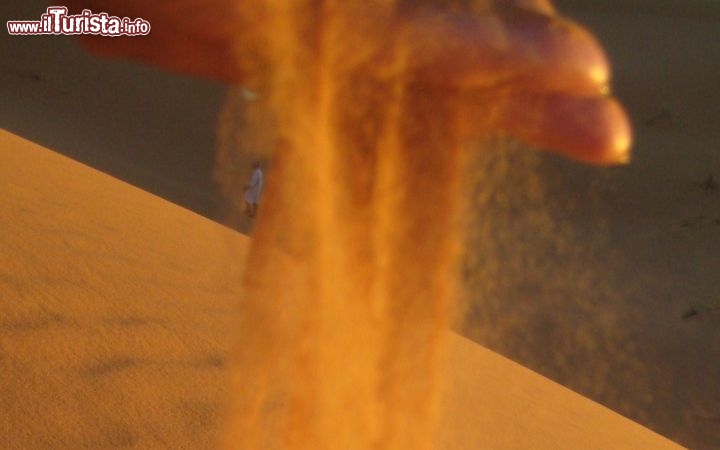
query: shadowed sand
[{"left": 0, "top": 130, "right": 681, "bottom": 448}]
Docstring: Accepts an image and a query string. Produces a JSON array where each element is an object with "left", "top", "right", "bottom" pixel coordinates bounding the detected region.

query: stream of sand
[
  {"left": 212, "top": 1, "right": 620, "bottom": 448},
  {"left": 216, "top": 3, "right": 464, "bottom": 449}
]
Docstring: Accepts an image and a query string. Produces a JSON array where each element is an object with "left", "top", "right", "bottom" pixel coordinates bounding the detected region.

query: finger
[
  {"left": 392, "top": 8, "right": 608, "bottom": 97},
  {"left": 75, "top": 32, "right": 243, "bottom": 83},
  {"left": 66, "top": 0, "right": 245, "bottom": 83},
  {"left": 460, "top": 92, "right": 632, "bottom": 165}
]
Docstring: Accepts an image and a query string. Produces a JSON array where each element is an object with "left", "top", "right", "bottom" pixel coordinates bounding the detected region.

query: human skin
[{"left": 65, "top": 0, "right": 631, "bottom": 165}]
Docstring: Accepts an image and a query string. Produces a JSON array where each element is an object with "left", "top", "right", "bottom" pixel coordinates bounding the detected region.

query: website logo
[{"left": 7, "top": 6, "right": 151, "bottom": 36}]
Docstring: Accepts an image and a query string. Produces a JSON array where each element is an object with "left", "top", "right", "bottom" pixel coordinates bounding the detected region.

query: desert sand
[
  {"left": 0, "top": 129, "right": 680, "bottom": 448},
  {"left": 0, "top": 130, "right": 247, "bottom": 449},
  {"left": 2, "top": 0, "right": 719, "bottom": 448}
]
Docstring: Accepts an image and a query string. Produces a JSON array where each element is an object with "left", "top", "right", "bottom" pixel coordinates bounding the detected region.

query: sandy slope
[
  {"left": 0, "top": 130, "right": 681, "bottom": 448},
  {"left": 437, "top": 334, "right": 681, "bottom": 449},
  {"left": 0, "top": 130, "right": 247, "bottom": 449}
]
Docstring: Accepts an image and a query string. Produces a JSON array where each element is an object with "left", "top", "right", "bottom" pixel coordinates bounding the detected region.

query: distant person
[{"left": 244, "top": 161, "right": 263, "bottom": 218}]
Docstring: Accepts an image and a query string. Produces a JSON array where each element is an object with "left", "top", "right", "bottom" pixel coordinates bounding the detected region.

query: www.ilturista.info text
[{"left": 7, "top": 7, "right": 151, "bottom": 36}]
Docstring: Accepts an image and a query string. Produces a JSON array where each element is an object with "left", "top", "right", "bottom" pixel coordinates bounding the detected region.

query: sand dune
[
  {"left": 3, "top": 1, "right": 719, "bottom": 448},
  {"left": 437, "top": 333, "right": 681, "bottom": 449},
  {"left": 0, "top": 130, "right": 681, "bottom": 448},
  {"left": 0, "top": 130, "right": 246, "bottom": 449}
]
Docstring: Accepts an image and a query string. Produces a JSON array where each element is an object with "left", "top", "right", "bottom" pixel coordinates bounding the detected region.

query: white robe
[{"left": 244, "top": 168, "right": 263, "bottom": 204}]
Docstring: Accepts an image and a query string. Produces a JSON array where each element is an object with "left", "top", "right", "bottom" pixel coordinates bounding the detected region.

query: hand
[
  {"left": 387, "top": 0, "right": 630, "bottom": 164},
  {"left": 65, "top": 0, "right": 245, "bottom": 82},
  {"left": 66, "top": 0, "right": 631, "bottom": 165}
]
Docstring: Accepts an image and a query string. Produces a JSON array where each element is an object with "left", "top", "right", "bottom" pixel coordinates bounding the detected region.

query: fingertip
[
  {"left": 592, "top": 98, "right": 633, "bottom": 165},
  {"left": 515, "top": 16, "right": 611, "bottom": 96},
  {"left": 538, "top": 95, "right": 633, "bottom": 166},
  {"left": 564, "top": 21, "right": 611, "bottom": 94},
  {"left": 463, "top": 92, "right": 633, "bottom": 166}
]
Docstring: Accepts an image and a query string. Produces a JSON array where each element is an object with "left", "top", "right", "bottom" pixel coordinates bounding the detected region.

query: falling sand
[
  {"left": 212, "top": 1, "right": 630, "bottom": 449},
  {"left": 215, "top": 5, "right": 463, "bottom": 450}
]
